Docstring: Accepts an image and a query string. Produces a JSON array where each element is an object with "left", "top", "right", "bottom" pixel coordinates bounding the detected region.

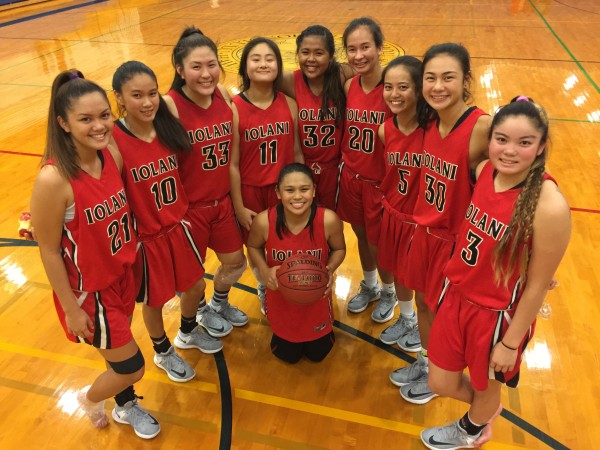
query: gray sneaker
[
  {"left": 347, "top": 280, "right": 380, "bottom": 313},
  {"left": 197, "top": 304, "right": 233, "bottom": 337},
  {"left": 421, "top": 420, "right": 480, "bottom": 449},
  {"left": 258, "top": 284, "right": 266, "bottom": 316},
  {"left": 153, "top": 347, "right": 195, "bottom": 382},
  {"left": 211, "top": 301, "right": 249, "bottom": 327},
  {"left": 174, "top": 325, "right": 223, "bottom": 354},
  {"left": 397, "top": 324, "right": 422, "bottom": 352},
  {"left": 390, "top": 352, "right": 427, "bottom": 386},
  {"left": 112, "top": 398, "right": 160, "bottom": 439},
  {"left": 380, "top": 312, "right": 417, "bottom": 344},
  {"left": 371, "top": 290, "right": 398, "bottom": 323},
  {"left": 400, "top": 373, "right": 438, "bottom": 405}
]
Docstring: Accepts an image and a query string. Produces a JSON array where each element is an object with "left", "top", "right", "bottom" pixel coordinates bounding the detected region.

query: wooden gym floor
[{"left": 0, "top": 0, "right": 599, "bottom": 448}]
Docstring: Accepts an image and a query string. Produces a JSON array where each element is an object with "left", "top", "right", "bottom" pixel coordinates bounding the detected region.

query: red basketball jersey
[
  {"left": 444, "top": 161, "right": 556, "bottom": 310},
  {"left": 113, "top": 122, "right": 188, "bottom": 237},
  {"left": 340, "top": 76, "right": 391, "bottom": 182},
  {"left": 168, "top": 88, "right": 233, "bottom": 202},
  {"left": 60, "top": 149, "right": 136, "bottom": 292},
  {"left": 379, "top": 117, "right": 424, "bottom": 214},
  {"left": 293, "top": 70, "right": 342, "bottom": 166},
  {"left": 233, "top": 92, "right": 295, "bottom": 187},
  {"left": 265, "top": 207, "right": 333, "bottom": 342},
  {"left": 413, "top": 107, "right": 487, "bottom": 234}
]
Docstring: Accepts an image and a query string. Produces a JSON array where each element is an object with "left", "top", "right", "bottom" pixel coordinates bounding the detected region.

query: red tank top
[
  {"left": 293, "top": 70, "right": 342, "bottom": 166},
  {"left": 444, "top": 161, "right": 556, "bottom": 310},
  {"left": 113, "top": 122, "right": 188, "bottom": 237},
  {"left": 379, "top": 117, "right": 424, "bottom": 214},
  {"left": 340, "top": 76, "right": 391, "bottom": 182},
  {"left": 59, "top": 149, "right": 136, "bottom": 291},
  {"left": 413, "top": 107, "right": 487, "bottom": 234},
  {"left": 232, "top": 92, "right": 295, "bottom": 187},
  {"left": 265, "top": 207, "right": 333, "bottom": 342},
  {"left": 168, "top": 88, "right": 233, "bottom": 202}
]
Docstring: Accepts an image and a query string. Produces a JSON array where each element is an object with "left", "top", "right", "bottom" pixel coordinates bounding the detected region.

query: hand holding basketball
[
  {"left": 276, "top": 253, "right": 329, "bottom": 304},
  {"left": 261, "top": 265, "right": 280, "bottom": 291}
]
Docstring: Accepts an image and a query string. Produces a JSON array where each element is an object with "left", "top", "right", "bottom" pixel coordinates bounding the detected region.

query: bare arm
[
  {"left": 285, "top": 95, "right": 304, "bottom": 164},
  {"left": 280, "top": 71, "right": 296, "bottom": 99},
  {"left": 323, "top": 209, "right": 346, "bottom": 294},
  {"left": 247, "top": 211, "right": 279, "bottom": 289},
  {"left": 229, "top": 103, "right": 257, "bottom": 230},
  {"left": 468, "top": 114, "right": 492, "bottom": 170},
  {"left": 31, "top": 166, "right": 95, "bottom": 338},
  {"left": 217, "top": 84, "right": 233, "bottom": 105},
  {"left": 489, "top": 181, "right": 571, "bottom": 372},
  {"left": 377, "top": 123, "right": 386, "bottom": 147},
  {"left": 162, "top": 94, "right": 180, "bottom": 118}
]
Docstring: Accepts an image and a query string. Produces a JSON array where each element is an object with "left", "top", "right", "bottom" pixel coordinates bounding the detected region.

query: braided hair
[{"left": 490, "top": 96, "right": 550, "bottom": 286}]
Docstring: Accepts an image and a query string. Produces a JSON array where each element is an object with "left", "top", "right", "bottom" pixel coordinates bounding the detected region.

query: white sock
[
  {"left": 363, "top": 270, "right": 378, "bottom": 288},
  {"left": 399, "top": 300, "right": 415, "bottom": 317}
]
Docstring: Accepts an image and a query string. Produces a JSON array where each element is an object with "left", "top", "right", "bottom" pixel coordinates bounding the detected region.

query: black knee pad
[{"left": 108, "top": 349, "right": 145, "bottom": 374}]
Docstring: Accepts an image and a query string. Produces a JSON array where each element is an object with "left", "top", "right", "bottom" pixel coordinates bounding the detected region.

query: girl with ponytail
[{"left": 421, "top": 97, "right": 571, "bottom": 449}]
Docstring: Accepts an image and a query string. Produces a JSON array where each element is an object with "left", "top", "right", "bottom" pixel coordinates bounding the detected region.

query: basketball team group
[{"left": 29, "top": 15, "right": 571, "bottom": 449}]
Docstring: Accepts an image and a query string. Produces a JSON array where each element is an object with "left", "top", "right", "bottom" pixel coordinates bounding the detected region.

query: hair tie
[
  {"left": 515, "top": 95, "right": 530, "bottom": 102},
  {"left": 69, "top": 73, "right": 81, "bottom": 80}
]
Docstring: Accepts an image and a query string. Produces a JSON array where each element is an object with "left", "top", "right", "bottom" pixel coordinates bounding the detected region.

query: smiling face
[
  {"left": 344, "top": 26, "right": 382, "bottom": 75},
  {"left": 115, "top": 72, "right": 159, "bottom": 125},
  {"left": 58, "top": 92, "right": 113, "bottom": 153},
  {"left": 422, "top": 53, "right": 468, "bottom": 112},
  {"left": 246, "top": 42, "right": 279, "bottom": 83},
  {"left": 298, "top": 35, "right": 332, "bottom": 81},
  {"left": 276, "top": 171, "right": 315, "bottom": 216},
  {"left": 177, "top": 45, "right": 221, "bottom": 98},
  {"left": 383, "top": 65, "right": 418, "bottom": 117},
  {"left": 489, "top": 114, "right": 546, "bottom": 181}
]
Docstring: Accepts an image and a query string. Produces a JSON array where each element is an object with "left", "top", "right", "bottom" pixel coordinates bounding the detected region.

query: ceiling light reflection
[
  {"left": 56, "top": 389, "right": 80, "bottom": 416},
  {"left": 523, "top": 341, "right": 551, "bottom": 370},
  {"left": 334, "top": 275, "right": 351, "bottom": 301}
]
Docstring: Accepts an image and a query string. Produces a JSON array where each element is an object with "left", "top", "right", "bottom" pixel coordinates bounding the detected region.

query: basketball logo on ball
[{"left": 276, "top": 253, "right": 329, "bottom": 304}]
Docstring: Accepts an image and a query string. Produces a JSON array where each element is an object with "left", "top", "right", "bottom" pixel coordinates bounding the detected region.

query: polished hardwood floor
[{"left": 0, "top": 0, "right": 599, "bottom": 448}]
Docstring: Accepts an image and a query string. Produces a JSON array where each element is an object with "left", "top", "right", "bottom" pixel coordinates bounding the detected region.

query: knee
[
  {"left": 415, "top": 292, "right": 427, "bottom": 310},
  {"left": 108, "top": 349, "right": 145, "bottom": 384},
  {"left": 428, "top": 373, "right": 459, "bottom": 397},
  {"left": 217, "top": 257, "right": 247, "bottom": 284},
  {"left": 186, "top": 278, "right": 206, "bottom": 298}
]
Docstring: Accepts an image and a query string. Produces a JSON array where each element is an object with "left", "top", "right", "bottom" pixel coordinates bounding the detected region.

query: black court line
[
  {"left": 0, "top": 0, "right": 107, "bottom": 28},
  {"left": 214, "top": 351, "right": 233, "bottom": 450}
]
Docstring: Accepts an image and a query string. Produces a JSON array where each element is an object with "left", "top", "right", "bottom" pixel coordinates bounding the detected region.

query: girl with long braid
[{"left": 420, "top": 97, "right": 571, "bottom": 449}]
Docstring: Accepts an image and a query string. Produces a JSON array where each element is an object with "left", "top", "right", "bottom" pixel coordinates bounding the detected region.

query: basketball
[{"left": 276, "top": 253, "right": 329, "bottom": 304}]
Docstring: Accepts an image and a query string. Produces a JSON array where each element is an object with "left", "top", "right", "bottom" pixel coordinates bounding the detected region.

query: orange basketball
[{"left": 276, "top": 253, "right": 328, "bottom": 304}]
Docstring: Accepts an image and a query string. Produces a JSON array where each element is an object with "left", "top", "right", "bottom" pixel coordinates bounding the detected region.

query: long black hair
[
  {"left": 112, "top": 61, "right": 191, "bottom": 152},
  {"left": 275, "top": 163, "right": 317, "bottom": 240},
  {"left": 296, "top": 25, "right": 346, "bottom": 125}
]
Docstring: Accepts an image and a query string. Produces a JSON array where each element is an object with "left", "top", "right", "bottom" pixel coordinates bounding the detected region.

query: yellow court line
[
  {"left": 0, "top": 341, "right": 217, "bottom": 393},
  {"left": 235, "top": 389, "right": 528, "bottom": 450}
]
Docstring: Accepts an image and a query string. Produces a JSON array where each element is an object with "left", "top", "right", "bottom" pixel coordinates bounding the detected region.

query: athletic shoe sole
[
  {"left": 173, "top": 336, "right": 223, "bottom": 354},
  {"left": 397, "top": 341, "right": 422, "bottom": 353},
  {"left": 153, "top": 355, "right": 195, "bottom": 383}
]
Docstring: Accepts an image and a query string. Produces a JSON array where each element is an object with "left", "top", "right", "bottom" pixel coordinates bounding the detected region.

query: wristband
[{"left": 501, "top": 340, "right": 518, "bottom": 351}]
